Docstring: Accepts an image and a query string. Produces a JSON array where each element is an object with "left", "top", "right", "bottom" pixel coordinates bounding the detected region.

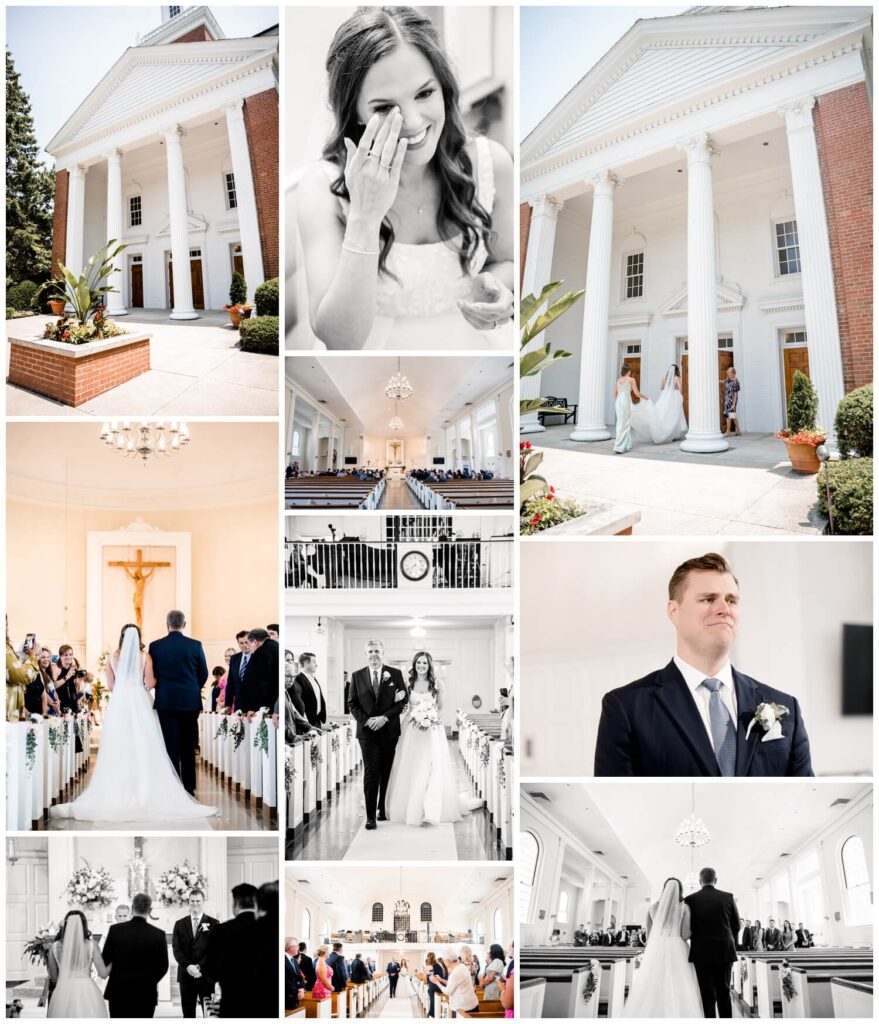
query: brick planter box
[
  {"left": 531, "top": 499, "right": 642, "bottom": 537},
  {"left": 7, "top": 332, "right": 151, "bottom": 406}
]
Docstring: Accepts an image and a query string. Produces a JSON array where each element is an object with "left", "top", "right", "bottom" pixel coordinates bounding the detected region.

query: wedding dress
[
  {"left": 631, "top": 365, "right": 688, "bottom": 445},
  {"left": 47, "top": 917, "right": 107, "bottom": 1019},
  {"left": 51, "top": 628, "right": 216, "bottom": 822},
  {"left": 622, "top": 880, "right": 704, "bottom": 1018},
  {"left": 385, "top": 690, "right": 478, "bottom": 825}
]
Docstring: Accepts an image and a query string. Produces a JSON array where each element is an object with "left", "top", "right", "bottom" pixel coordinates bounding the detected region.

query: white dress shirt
[
  {"left": 674, "top": 655, "right": 737, "bottom": 752},
  {"left": 303, "top": 671, "right": 324, "bottom": 710}
]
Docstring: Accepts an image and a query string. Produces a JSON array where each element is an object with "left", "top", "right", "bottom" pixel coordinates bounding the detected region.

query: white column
[
  {"left": 679, "top": 134, "right": 728, "bottom": 452},
  {"left": 493, "top": 396, "right": 507, "bottom": 476},
  {"left": 358, "top": 434, "right": 366, "bottom": 467},
  {"left": 285, "top": 390, "right": 298, "bottom": 460},
  {"left": 199, "top": 837, "right": 228, "bottom": 920},
  {"left": 104, "top": 150, "right": 127, "bottom": 316},
  {"left": 469, "top": 413, "right": 482, "bottom": 471},
  {"left": 162, "top": 125, "right": 198, "bottom": 320},
  {"left": 454, "top": 421, "right": 463, "bottom": 469},
  {"left": 521, "top": 195, "right": 564, "bottom": 433},
  {"left": 47, "top": 835, "right": 76, "bottom": 919},
  {"left": 779, "top": 97, "right": 846, "bottom": 443},
  {"left": 307, "top": 411, "right": 321, "bottom": 472},
  {"left": 582, "top": 864, "right": 595, "bottom": 930},
  {"left": 223, "top": 99, "right": 265, "bottom": 297},
  {"left": 570, "top": 171, "right": 618, "bottom": 441},
  {"left": 64, "top": 163, "right": 86, "bottom": 278}
]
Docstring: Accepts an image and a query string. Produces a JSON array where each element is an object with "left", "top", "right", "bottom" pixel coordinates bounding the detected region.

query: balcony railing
[{"left": 285, "top": 538, "right": 514, "bottom": 590}]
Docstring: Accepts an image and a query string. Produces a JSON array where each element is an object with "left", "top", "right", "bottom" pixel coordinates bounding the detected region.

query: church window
[
  {"left": 519, "top": 830, "right": 540, "bottom": 920},
  {"left": 484, "top": 432, "right": 496, "bottom": 458},
  {"left": 625, "top": 252, "right": 644, "bottom": 298},
  {"left": 557, "top": 890, "right": 569, "bottom": 924},
  {"left": 420, "top": 902, "right": 432, "bottom": 922},
  {"left": 840, "top": 835, "right": 871, "bottom": 926},
  {"left": 169, "top": 6, "right": 181, "bottom": 17},
  {"left": 225, "top": 172, "right": 238, "bottom": 210},
  {"left": 493, "top": 907, "right": 504, "bottom": 942},
  {"left": 775, "top": 220, "right": 801, "bottom": 276},
  {"left": 129, "top": 195, "right": 142, "bottom": 227},
  {"left": 291, "top": 430, "right": 301, "bottom": 457},
  {"left": 302, "top": 908, "right": 311, "bottom": 942},
  {"left": 371, "top": 902, "right": 383, "bottom": 923}
]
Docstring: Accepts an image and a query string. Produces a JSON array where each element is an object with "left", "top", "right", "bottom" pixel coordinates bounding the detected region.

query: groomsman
[
  {"left": 327, "top": 942, "right": 349, "bottom": 993},
  {"left": 223, "top": 631, "right": 250, "bottom": 712},
  {"left": 172, "top": 890, "right": 219, "bottom": 1018},
  {"left": 298, "top": 942, "right": 317, "bottom": 990},
  {"left": 292, "top": 653, "right": 327, "bottom": 729},
  {"left": 764, "top": 918, "right": 782, "bottom": 951},
  {"left": 740, "top": 920, "right": 753, "bottom": 951},
  {"left": 204, "top": 883, "right": 259, "bottom": 1018},
  {"left": 239, "top": 629, "right": 279, "bottom": 713}
]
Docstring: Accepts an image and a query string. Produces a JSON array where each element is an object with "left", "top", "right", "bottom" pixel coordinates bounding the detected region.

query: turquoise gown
[{"left": 614, "top": 379, "right": 633, "bottom": 453}]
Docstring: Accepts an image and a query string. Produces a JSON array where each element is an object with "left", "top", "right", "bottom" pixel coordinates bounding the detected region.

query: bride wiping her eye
[{"left": 289, "top": 6, "right": 515, "bottom": 351}]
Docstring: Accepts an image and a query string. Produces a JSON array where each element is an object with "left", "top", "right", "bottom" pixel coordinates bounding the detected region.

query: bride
[
  {"left": 622, "top": 878, "right": 703, "bottom": 1018},
  {"left": 51, "top": 624, "right": 215, "bottom": 822},
  {"left": 47, "top": 911, "right": 108, "bottom": 1019},
  {"left": 385, "top": 651, "right": 476, "bottom": 826},
  {"left": 631, "top": 364, "right": 688, "bottom": 445}
]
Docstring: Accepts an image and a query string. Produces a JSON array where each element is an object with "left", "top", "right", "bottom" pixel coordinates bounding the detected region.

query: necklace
[{"left": 395, "top": 174, "right": 437, "bottom": 217}]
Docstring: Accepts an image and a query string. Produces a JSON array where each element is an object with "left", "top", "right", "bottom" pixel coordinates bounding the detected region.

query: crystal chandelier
[
  {"left": 388, "top": 398, "right": 404, "bottom": 431},
  {"left": 385, "top": 356, "right": 413, "bottom": 401},
  {"left": 675, "top": 785, "right": 711, "bottom": 849},
  {"left": 100, "top": 421, "right": 191, "bottom": 463}
]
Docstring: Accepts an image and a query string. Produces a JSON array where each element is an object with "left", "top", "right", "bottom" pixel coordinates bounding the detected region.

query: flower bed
[
  {"left": 521, "top": 494, "right": 640, "bottom": 536},
  {"left": 43, "top": 310, "right": 126, "bottom": 345}
]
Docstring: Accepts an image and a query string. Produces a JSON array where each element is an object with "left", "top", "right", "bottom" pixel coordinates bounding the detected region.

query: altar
[
  {"left": 386, "top": 439, "right": 406, "bottom": 479},
  {"left": 387, "top": 466, "right": 404, "bottom": 480}
]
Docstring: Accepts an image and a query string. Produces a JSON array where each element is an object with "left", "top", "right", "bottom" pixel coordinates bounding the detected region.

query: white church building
[
  {"left": 47, "top": 6, "right": 279, "bottom": 319},
  {"left": 521, "top": 6, "right": 872, "bottom": 449}
]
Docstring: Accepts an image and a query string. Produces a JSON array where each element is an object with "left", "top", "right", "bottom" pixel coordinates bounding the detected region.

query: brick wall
[
  {"left": 51, "top": 169, "right": 69, "bottom": 278},
  {"left": 519, "top": 202, "right": 532, "bottom": 292},
  {"left": 243, "top": 89, "right": 280, "bottom": 281},
  {"left": 813, "top": 83, "right": 873, "bottom": 391},
  {"left": 8, "top": 339, "right": 150, "bottom": 406},
  {"left": 170, "top": 25, "right": 212, "bottom": 43}
]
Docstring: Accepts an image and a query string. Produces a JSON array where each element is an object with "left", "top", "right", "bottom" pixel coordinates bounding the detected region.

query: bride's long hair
[
  {"left": 408, "top": 650, "right": 437, "bottom": 697},
  {"left": 56, "top": 910, "right": 91, "bottom": 942},
  {"left": 322, "top": 6, "right": 492, "bottom": 278},
  {"left": 660, "top": 876, "right": 684, "bottom": 902},
  {"left": 117, "top": 622, "right": 144, "bottom": 652}
]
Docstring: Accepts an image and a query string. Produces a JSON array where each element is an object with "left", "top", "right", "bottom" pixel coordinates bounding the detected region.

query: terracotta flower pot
[
  {"left": 48, "top": 299, "right": 66, "bottom": 316},
  {"left": 225, "top": 304, "right": 253, "bottom": 328},
  {"left": 784, "top": 440, "right": 821, "bottom": 474}
]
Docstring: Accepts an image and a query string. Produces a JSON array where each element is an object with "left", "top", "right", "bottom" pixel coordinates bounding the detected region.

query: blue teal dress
[{"left": 614, "top": 379, "right": 634, "bottom": 453}]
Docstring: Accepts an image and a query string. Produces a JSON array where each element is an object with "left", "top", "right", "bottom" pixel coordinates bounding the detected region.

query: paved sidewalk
[
  {"left": 526, "top": 426, "right": 827, "bottom": 535},
  {"left": 6, "top": 310, "right": 279, "bottom": 416}
]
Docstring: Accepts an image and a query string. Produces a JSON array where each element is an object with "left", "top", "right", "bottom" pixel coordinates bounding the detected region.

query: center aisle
[
  {"left": 344, "top": 821, "right": 457, "bottom": 861},
  {"left": 373, "top": 977, "right": 424, "bottom": 1019}
]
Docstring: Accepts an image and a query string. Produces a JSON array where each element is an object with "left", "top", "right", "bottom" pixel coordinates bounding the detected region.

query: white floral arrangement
[
  {"left": 66, "top": 861, "right": 115, "bottom": 908},
  {"left": 156, "top": 861, "right": 207, "bottom": 907},
  {"left": 409, "top": 700, "right": 440, "bottom": 732}
]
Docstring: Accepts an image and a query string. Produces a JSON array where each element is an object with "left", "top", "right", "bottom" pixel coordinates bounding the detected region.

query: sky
[
  {"left": 6, "top": 6, "right": 277, "bottom": 162},
  {"left": 520, "top": 5, "right": 689, "bottom": 140}
]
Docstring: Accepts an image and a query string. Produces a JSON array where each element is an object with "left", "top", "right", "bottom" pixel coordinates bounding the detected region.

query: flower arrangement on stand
[
  {"left": 215, "top": 716, "right": 230, "bottom": 739},
  {"left": 66, "top": 862, "right": 115, "bottom": 909},
  {"left": 156, "top": 862, "right": 207, "bottom": 907}
]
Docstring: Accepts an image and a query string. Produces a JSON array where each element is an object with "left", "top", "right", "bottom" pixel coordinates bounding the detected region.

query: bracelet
[{"left": 342, "top": 240, "right": 380, "bottom": 256}]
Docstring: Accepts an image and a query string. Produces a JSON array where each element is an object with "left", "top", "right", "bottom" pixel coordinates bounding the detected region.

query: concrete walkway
[
  {"left": 5, "top": 310, "right": 279, "bottom": 416},
  {"left": 528, "top": 426, "right": 827, "bottom": 535}
]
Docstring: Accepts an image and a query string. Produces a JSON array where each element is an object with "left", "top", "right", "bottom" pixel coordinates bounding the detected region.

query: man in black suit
[
  {"left": 205, "top": 883, "right": 258, "bottom": 1018},
  {"left": 684, "top": 867, "right": 741, "bottom": 1019},
  {"left": 297, "top": 942, "right": 316, "bottom": 990},
  {"left": 348, "top": 639, "right": 408, "bottom": 829},
  {"left": 285, "top": 936, "right": 305, "bottom": 1010},
  {"left": 386, "top": 957, "right": 401, "bottom": 997},
  {"left": 740, "top": 919, "right": 753, "bottom": 951},
  {"left": 102, "top": 892, "right": 169, "bottom": 1018},
  {"left": 327, "top": 942, "right": 349, "bottom": 993},
  {"left": 171, "top": 889, "right": 219, "bottom": 1018},
  {"left": 223, "top": 631, "right": 250, "bottom": 713},
  {"left": 764, "top": 917, "right": 782, "bottom": 951},
  {"left": 149, "top": 610, "right": 208, "bottom": 795},
  {"left": 350, "top": 953, "right": 371, "bottom": 984},
  {"left": 238, "top": 628, "right": 279, "bottom": 713},
  {"left": 291, "top": 652, "right": 327, "bottom": 729},
  {"left": 795, "top": 922, "right": 807, "bottom": 948},
  {"left": 595, "top": 553, "right": 813, "bottom": 777}
]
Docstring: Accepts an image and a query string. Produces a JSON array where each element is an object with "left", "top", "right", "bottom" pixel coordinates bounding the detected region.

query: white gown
[
  {"left": 47, "top": 927, "right": 107, "bottom": 1019},
  {"left": 631, "top": 369, "right": 688, "bottom": 445},
  {"left": 51, "top": 630, "right": 216, "bottom": 822}
]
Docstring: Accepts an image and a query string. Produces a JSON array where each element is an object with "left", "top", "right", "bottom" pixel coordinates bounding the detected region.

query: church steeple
[{"left": 139, "top": 6, "right": 224, "bottom": 47}]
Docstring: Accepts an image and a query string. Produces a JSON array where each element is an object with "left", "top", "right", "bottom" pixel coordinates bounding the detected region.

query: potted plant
[
  {"left": 225, "top": 270, "right": 252, "bottom": 327},
  {"left": 776, "top": 370, "right": 825, "bottom": 474},
  {"left": 34, "top": 278, "right": 69, "bottom": 316}
]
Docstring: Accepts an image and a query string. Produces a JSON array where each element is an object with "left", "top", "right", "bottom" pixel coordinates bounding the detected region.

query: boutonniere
[
  {"left": 201, "top": 923, "right": 210, "bottom": 932},
  {"left": 382, "top": 671, "right": 390, "bottom": 683},
  {"left": 745, "top": 702, "right": 789, "bottom": 742}
]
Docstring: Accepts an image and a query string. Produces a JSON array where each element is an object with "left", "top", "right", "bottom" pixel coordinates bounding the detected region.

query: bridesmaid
[{"left": 613, "top": 364, "right": 648, "bottom": 454}]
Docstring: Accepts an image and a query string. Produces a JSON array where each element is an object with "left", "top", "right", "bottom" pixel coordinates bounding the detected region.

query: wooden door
[
  {"left": 626, "top": 356, "right": 641, "bottom": 403},
  {"left": 681, "top": 350, "right": 734, "bottom": 423},
  {"left": 233, "top": 252, "right": 244, "bottom": 277},
  {"left": 130, "top": 264, "right": 143, "bottom": 308},
  {"left": 783, "top": 347, "right": 810, "bottom": 422},
  {"left": 167, "top": 258, "right": 205, "bottom": 310}
]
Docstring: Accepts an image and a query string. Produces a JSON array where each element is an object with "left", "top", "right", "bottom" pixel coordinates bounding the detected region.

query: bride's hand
[
  {"left": 457, "top": 272, "right": 515, "bottom": 331},
  {"left": 343, "top": 111, "right": 408, "bottom": 232}
]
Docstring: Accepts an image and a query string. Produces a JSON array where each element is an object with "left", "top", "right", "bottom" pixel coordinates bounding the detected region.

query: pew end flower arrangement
[{"left": 519, "top": 281, "right": 588, "bottom": 534}]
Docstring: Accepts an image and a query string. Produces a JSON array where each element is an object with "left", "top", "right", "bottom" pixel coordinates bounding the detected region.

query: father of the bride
[
  {"left": 102, "top": 892, "right": 169, "bottom": 1018},
  {"left": 149, "top": 610, "right": 209, "bottom": 795},
  {"left": 347, "top": 639, "right": 408, "bottom": 830},
  {"left": 595, "top": 553, "right": 813, "bottom": 776},
  {"left": 685, "top": 867, "right": 741, "bottom": 1019}
]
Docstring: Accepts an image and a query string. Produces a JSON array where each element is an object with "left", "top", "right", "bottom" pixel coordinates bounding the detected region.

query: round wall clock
[{"left": 400, "top": 550, "right": 430, "bottom": 581}]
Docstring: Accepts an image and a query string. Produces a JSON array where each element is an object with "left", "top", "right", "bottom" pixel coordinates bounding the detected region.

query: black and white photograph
[
  {"left": 6, "top": 834, "right": 278, "bottom": 1018},
  {"left": 285, "top": 5, "right": 515, "bottom": 351},
  {"left": 520, "top": 781, "right": 872, "bottom": 1019},
  {"left": 285, "top": 865, "right": 514, "bottom": 1017},
  {"left": 520, "top": 540, "right": 872, "bottom": 778}
]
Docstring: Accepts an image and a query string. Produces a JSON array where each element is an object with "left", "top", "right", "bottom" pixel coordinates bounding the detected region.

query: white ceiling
[
  {"left": 287, "top": 356, "right": 513, "bottom": 439},
  {"left": 7, "top": 422, "right": 277, "bottom": 509},
  {"left": 289, "top": 615, "right": 506, "bottom": 631},
  {"left": 526, "top": 782, "right": 870, "bottom": 897},
  {"left": 285, "top": 865, "right": 511, "bottom": 923}
]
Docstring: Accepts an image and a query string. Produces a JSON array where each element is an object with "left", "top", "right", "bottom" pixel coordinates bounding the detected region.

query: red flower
[
  {"left": 550, "top": 486, "right": 556, "bottom": 493},
  {"left": 529, "top": 514, "right": 542, "bottom": 526},
  {"left": 546, "top": 492, "right": 554, "bottom": 501},
  {"left": 520, "top": 441, "right": 532, "bottom": 451}
]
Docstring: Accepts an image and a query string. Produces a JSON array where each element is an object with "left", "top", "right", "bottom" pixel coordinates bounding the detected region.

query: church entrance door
[{"left": 167, "top": 252, "right": 205, "bottom": 310}]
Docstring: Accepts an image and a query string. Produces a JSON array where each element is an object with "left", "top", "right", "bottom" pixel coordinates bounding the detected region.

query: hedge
[
  {"left": 7, "top": 280, "right": 38, "bottom": 311},
  {"left": 818, "top": 457, "right": 873, "bottom": 535},
  {"left": 239, "top": 315, "right": 279, "bottom": 354},
  {"left": 254, "top": 277, "right": 279, "bottom": 317},
  {"left": 835, "top": 384, "right": 872, "bottom": 459}
]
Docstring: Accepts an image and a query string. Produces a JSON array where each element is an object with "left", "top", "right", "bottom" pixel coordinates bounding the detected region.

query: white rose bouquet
[{"left": 409, "top": 701, "right": 440, "bottom": 732}]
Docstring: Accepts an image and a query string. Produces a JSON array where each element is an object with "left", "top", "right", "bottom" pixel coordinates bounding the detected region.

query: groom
[
  {"left": 594, "top": 553, "right": 813, "bottom": 777},
  {"left": 149, "top": 610, "right": 208, "bottom": 795},
  {"left": 102, "top": 892, "right": 169, "bottom": 1018},
  {"left": 685, "top": 867, "right": 740, "bottom": 1018},
  {"left": 347, "top": 639, "right": 408, "bottom": 830}
]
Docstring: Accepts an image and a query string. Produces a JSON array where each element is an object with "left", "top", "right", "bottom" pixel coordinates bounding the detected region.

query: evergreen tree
[{"left": 6, "top": 49, "right": 54, "bottom": 286}]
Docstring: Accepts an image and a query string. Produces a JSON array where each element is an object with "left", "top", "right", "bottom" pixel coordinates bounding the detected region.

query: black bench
[{"left": 537, "top": 396, "right": 578, "bottom": 426}]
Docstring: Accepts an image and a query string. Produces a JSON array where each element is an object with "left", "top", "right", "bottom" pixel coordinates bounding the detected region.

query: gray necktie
[
  {"left": 371, "top": 670, "right": 379, "bottom": 697},
  {"left": 701, "top": 677, "right": 737, "bottom": 776}
]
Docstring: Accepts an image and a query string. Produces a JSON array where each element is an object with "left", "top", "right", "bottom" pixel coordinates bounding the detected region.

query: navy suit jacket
[
  {"left": 149, "top": 631, "right": 208, "bottom": 713},
  {"left": 685, "top": 885, "right": 740, "bottom": 964},
  {"left": 594, "top": 660, "right": 813, "bottom": 777},
  {"left": 225, "top": 651, "right": 245, "bottom": 711}
]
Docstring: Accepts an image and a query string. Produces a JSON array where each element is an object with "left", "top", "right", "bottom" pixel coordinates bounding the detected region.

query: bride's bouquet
[
  {"left": 409, "top": 701, "right": 440, "bottom": 732},
  {"left": 156, "top": 861, "right": 208, "bottom": 907},
  {"left": 23, "top": 923, "right": 59, "bottom": 965},
  {"left": 66, "top": 861, "right": 115, "bottom": 908}
]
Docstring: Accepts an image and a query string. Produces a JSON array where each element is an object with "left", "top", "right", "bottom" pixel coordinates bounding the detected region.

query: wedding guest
[
  {"left": 204, "top": 883, "right": 259, "bottom": 1018},
  {"left": 52, "top": 645, "right": 79, "bottom": 712},
  {"left": 350, "top": 952, "right": 371, "bottom": 985},
  {"left": 461, "top": 945, "right": 478, "bottom": 984},
  {"left": 327, "top": 942, "right": 349, "bottom": 993},
  {"left": 795, "top": 922, "right": 807, "bottom": 948},
  {"left": 298, "top": 942, "right": 317, "bottom": 990},
  {"left": 101, "top": 893, "right": 168, "bottom": 1019},
  {"left": 722, "top": 366, "right": 741, "bottom": 436},
  {"left": 38, "top": 649, "right": 61, "bottom": 716},
  {"left": 500, "top": 962, "right": 514, "bottom": 1019},
  {"left": 267, "top": 624, "right": 280, "bottom": 641},
  {"left": 740, "top": 919, "right": 752, "bottom": 951},
  {"left": 172, "top": 889, "right": 219, "bottom": 1019},
  {"left": 504, "top": 941, "right": 514, "bottom": 978},
  {"left": 223, "top": 631, "right": 250, "bottom": 712},
  {"left": 424, "top": 952, "right": 444, "bottom": 1017},
  {"left": 24, "top": 645, "right": 48, "bottom": 716},
  {"left": 751, "top": 919, "right": 764, "bottom": 950},
  {"left": 239, "top": 628, "right": 279, "bottom": 713},
  {"left": 433, "top": 947, "right": 479, "bottom": 1017},
  {"left": 802, "top": 927, "right": 813, "bottom": 947},
  {"left": 312, "top": 948, "right": 333, "bottom": 1001},
  {"left": 210, "top": 668, "right": 225, "bottom": 712},
  {"left": 480, "top": 944, "right": 506, "bottom": 999},
  {"left": 782, "top": 920, "right": 795, "bottom": 950},
  {"left": 292, "top": 652, "right": 327, "bottom": 729},
  {"left": 764, "top": 917, "right": 781, "bottom": 950},
  {"left": 285, "top": 937, "right": 305, "bottom": 1011}
]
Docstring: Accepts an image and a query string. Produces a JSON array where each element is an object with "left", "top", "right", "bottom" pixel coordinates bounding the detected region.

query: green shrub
[
  {"left": 254, "top": 277, "right": 279, "bottom": 317},
  {"left": 818, "top": 457, "right": 873, "bottom": 535},
  {"left": 6, "top": 306, "right": 15, "bottom": 320},
  {"left": 239, "top": 315, "right": 279, "bottom": 354},
  {"left": 835, "top": 384, "right": 873, "bottom": 459},
  {"left": 787, "top": 370, "right": 819, "bottom": 434},
  {"left": 7, "top": 280, "right": 38, "bottom": 311},
  {"left": 229, "top": 271, "right": 248, "bottom": 306}
]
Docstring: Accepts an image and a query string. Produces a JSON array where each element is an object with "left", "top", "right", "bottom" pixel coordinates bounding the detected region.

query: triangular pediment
[
  {"left": 156, "top": 212, "right": 208, "bottom": 238},
  {"left": 659, "top": 281, "right": 745, "bottom": 318}
]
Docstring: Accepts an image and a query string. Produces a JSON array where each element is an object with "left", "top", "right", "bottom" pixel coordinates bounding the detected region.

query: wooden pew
[
  {"left": 831, "top": 978, "right": 873, "bottom": 1018},
  {"left": 285, "top": 476, "right": 385, "bottom": 510},
  {"left": 520, "top": 978, "right": 546, "bottom": 1018}
]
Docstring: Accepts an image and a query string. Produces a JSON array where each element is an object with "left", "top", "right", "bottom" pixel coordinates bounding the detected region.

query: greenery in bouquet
[
  {"left": 156, "top": 861, "right": 207, "bottom": 907},
  {"left": 23, "top": 923, "right": 59, "bottom": 965}
]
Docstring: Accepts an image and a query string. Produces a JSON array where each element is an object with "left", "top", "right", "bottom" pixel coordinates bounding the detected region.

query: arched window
[
  {"left": 557, "top": 890, "right": 569, "bottom": 924},
  {"left": 493, "top": 907, "right": 504, "bottom": 943},
  {"left": 420, "top": 902, "right": 432, "bottom": 923},
  {"left": 291, "top": 429, "right": 301, "bottom": 457},
  {"left": 322, "top": 919, "right": 330, "bottom": 940},
  {"left": 301, "top": 908, "right": 311, "bottom": 943},
  {"left": 519, "top": 831, "right": 540, "bottom": 920},
  {"left": 840, "top": 835, "right": 872, "bottom": 926},
  {"left": 372, "top": 902, "right": 383, "bottom": 923},
  {"left": 476, "top": 919, "right": 484, "bottom": 942}
]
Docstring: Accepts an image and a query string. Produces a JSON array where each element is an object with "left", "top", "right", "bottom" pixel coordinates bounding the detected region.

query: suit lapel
[
  {"left": 654, "top": 661, "right": 719, "bottom": 776},
  {"left": 734, "top": 669, "right": 761, "bottom": 777}
]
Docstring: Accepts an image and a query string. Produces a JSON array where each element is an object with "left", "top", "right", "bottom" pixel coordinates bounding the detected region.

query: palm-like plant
[{"left": 53, "top": 239, "right": 126, "bottom": 325}]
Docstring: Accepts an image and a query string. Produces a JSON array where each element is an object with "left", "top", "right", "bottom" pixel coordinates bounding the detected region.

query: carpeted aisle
[{"left": 344, "top": 820, "right": 457, "bottom": 861}]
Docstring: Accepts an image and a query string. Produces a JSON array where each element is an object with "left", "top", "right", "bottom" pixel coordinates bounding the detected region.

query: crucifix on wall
[{"left": 107, "top": 549, "right": 171, "bottom": 632}]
